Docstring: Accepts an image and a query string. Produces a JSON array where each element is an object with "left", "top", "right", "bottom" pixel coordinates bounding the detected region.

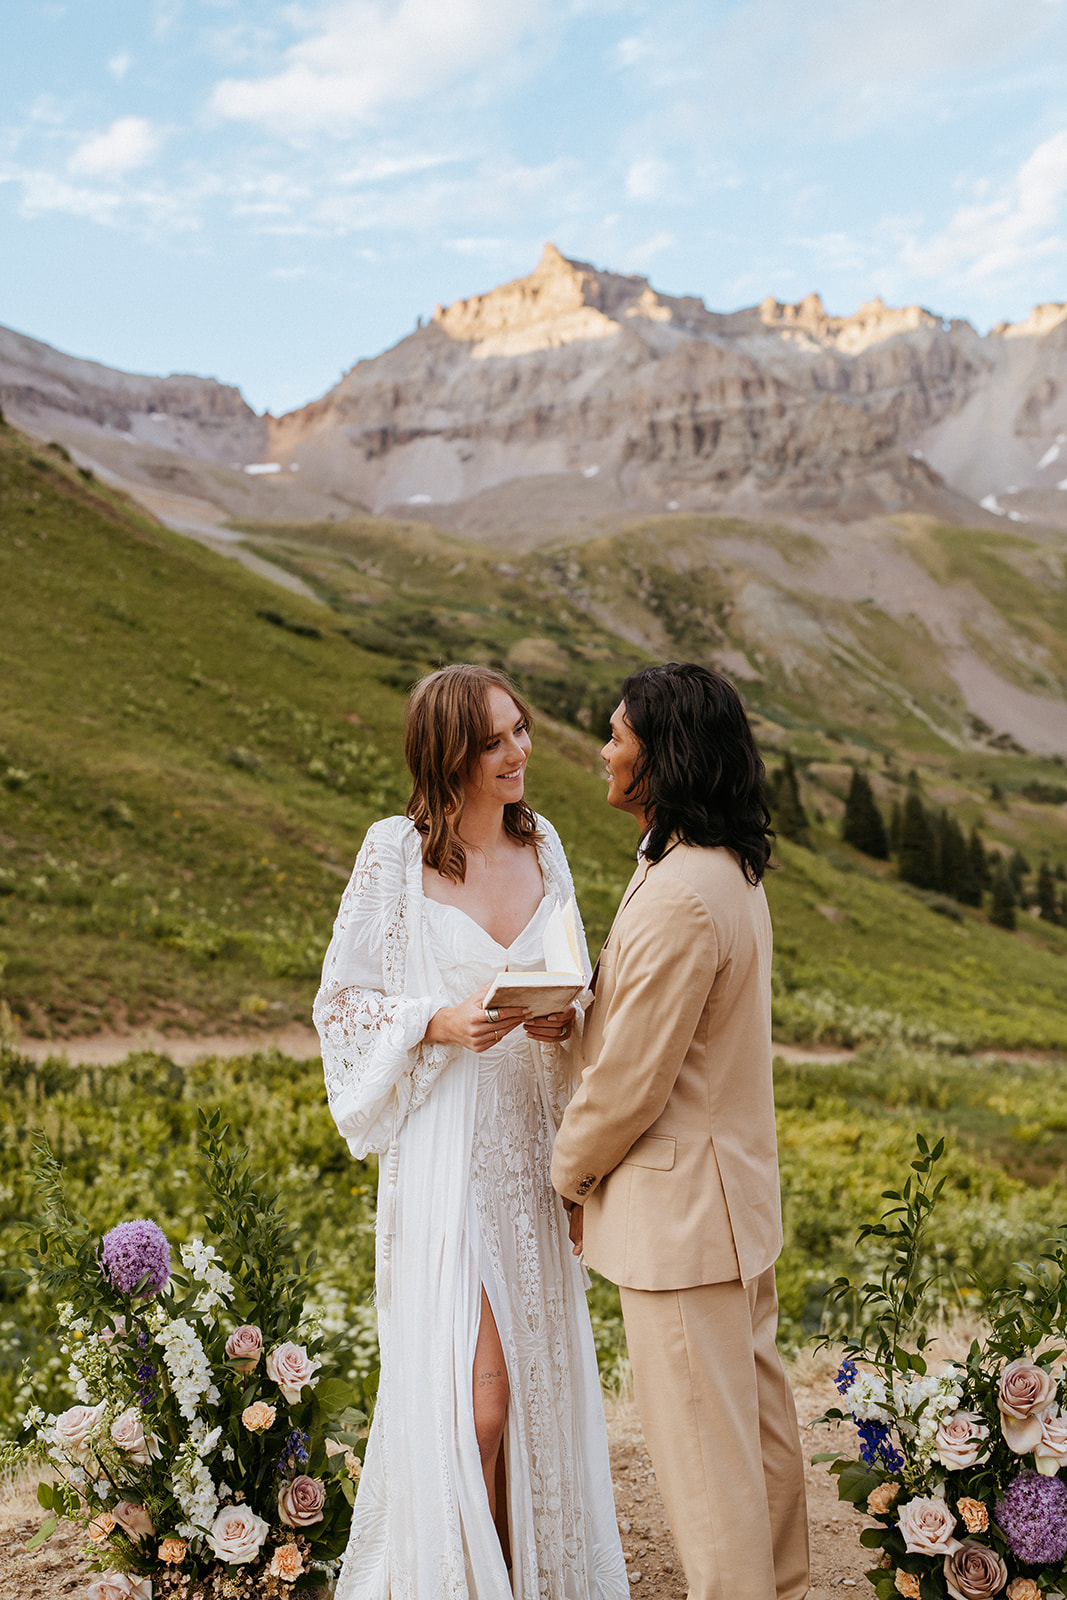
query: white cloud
[
  {"left": 68, "top": 117, "right": 161, "bottom": 177},
  {"left": 625, "top": 157, "right": 673, "bottom": 201},
  {"left": 902, "top": 130, "right": 1067, "bottom": 284},
  {"left": 108, "top": 51, "right": 132, "bottom": 81},
  {"left": 210, "top": 0, "right": 548, "bottom": 132},
  {"left": 626, "top": 230, "right": 674, "bottom": 268}
]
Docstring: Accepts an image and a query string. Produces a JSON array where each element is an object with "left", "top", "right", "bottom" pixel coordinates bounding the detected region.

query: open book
[{"left": 483, "top": 896, "right": 585, "bottom": 1018}]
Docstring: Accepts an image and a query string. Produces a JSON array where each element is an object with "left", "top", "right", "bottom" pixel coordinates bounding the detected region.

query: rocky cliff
[{"left": 8, "top": 245, "right": 1067, "bottom": 535}]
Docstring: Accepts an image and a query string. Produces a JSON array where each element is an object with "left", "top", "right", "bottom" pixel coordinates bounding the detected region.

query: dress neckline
[{"left": 423, "top": 892, "right": 549, "bottom": 952}]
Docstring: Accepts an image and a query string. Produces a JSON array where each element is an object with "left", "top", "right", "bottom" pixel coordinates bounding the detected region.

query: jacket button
[{"left": 577, "top": 1174, "right": 596, "bottom": 1195}]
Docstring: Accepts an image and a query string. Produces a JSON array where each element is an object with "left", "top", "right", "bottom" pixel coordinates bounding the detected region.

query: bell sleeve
[{"left": 313, "top": 819, "right": 453, "bottom": 1158}]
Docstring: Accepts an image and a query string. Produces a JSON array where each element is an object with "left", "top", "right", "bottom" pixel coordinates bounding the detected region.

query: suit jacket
[{"left": 550, "top": 841, "right": 782, "bottom": 1291}]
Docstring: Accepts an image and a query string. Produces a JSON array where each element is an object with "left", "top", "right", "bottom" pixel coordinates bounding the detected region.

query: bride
[{"left": 314, "top": 663, "right": 628, "bottom": 1600}]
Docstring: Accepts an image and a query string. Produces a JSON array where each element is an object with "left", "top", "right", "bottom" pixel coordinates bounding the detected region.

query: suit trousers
[{"left": 619, "top": 1266, "right": 809, "bottom": 1600}]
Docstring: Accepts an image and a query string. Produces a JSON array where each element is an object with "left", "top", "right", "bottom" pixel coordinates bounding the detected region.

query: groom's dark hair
[{"left": 619, "top": 663, "right": 774, "bottom": 885}]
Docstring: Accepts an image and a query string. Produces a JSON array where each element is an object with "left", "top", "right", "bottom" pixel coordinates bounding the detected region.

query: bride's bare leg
[{"left": 473, "top": 1287, "right": 509, "bottom": 1533}]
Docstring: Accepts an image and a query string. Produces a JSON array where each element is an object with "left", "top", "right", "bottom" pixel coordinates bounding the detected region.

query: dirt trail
[
  {"left": 0, "top": 1365, "right": 870, "bottom": 1599},
  {"left": 13, "top": 1030, "right": 852, "bottom": 1069}
]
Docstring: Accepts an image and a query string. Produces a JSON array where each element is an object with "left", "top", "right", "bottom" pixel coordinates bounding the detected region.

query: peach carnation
[
  {"left": 158, "top": 1536, "right": 187, "bottom": 1564},
  {"left": 867, "top": 1482, "right": 900, "bottom": 1515},
  {"left": 957, "top": 1498, "right": 989, "bottom": 1534},
  {"left": 86, "top": 1511, "right": 115, "bottom": 1543},
  {"left": 269, "top": 1543, "right": 305, "bottom": 1581},
  {"left": 895, "top": 1575, "right": 921, "bottom": 1599},
  {"left": 1007, "top": 1581, "right": 1040, "bottom": 1600}
]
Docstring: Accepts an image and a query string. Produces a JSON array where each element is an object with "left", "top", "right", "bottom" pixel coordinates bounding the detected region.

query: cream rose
[
  {"left": 241, "top": 1400, "right": 276, "bottom": 1433},
  {"left": 225, "top": 1325, "right": 263, "bottom": 1374},
  {"left": 957, "top": 1498, "right": 989, "bottom": 1534},
  {"left": 944, "top": 1541, "right": 1008, "bottom": 1600},
  {"left": 270, "top": 1543, "right": 305, "bottom": 1581},
  {"left": 895, "top": 1575, "right": 921, "bottom": 1599},
  {"left": 54, "top": 1402, "right": 104, "bottom": 1465},
  {"left": 998, "top": 1359, "right": 1056, "bottom": 1454},
  {"left": 112, "top": 1501, "right": 154, "bottom": 1544},
  {"left": 158, "top": 1536, "right": 187, "bottom": 1565},
  {"left": 111, "top": 1408, "right": 160, "bottom": 1466},
  {"left": 278, "top": 1474, "right": 326, "bottom": 1527},
  {"left": 1007, "top": 1581, "right": 1040, "bottom": 1600},
  {"left": 265, "top": 1342, "right": 319, "bottom": 1403},
  {"left": 897, "top": 1495, "right": 961, "bottom": 1557},
  {"left": 867, "top": 1482, "right": 900, "bottom": 1515},
  {"left": 1035, "top": 1408, "right": 1067, "bottom": 1475},
  {"left": 207, "top": 1504, "right": 270, "bottom": 1565},
  {"left": 86, "top": 1512, "right": 115, "bottom": 1543},
  {"left": 936, "top": 1411, "right": 991, "bottom": 1471},
  {"left": 86, "top": 1576, "right": 153, "bottom": 1600}
]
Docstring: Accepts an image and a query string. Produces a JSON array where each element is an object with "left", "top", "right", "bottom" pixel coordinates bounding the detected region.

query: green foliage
[
  {"left": 770, "top": 752, "right": 810, "bottom": 846},
  {"left": 897, "top": 791, "right": 938, "bottom": 890},
  {"left": 989, "top": 863, "right": 1017, "bottom": 931}
]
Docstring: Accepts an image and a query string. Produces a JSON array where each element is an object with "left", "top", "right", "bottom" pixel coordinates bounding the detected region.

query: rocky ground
[{"left": 0, "top": 1357, "right": 871, "bottom": 1599}]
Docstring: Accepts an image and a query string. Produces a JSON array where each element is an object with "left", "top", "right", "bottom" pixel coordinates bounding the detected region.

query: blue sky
[{"left": 4, "top": 0, "right": 1067, "bottom": 415}]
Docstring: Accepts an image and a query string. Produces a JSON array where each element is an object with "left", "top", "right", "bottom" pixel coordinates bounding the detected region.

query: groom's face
[{"left": 600, "top": 702, "right": 646, "bottom": 822}]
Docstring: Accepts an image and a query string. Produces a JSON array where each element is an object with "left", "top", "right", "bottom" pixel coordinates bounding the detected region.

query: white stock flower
[
  {"left": 844, "top": 1372, "right": 890, "bottom": 1422},
  {"left": 155, "top": 1318, "right": 218, "bottom": 1421},
  {"left": 180, "top": 1239, "right": 235, "bottom": 1317}
]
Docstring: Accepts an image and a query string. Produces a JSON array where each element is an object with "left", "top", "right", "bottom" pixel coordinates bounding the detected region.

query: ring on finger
[{"left": 485, "top": 1006, "right": 500, "bottom": 1023}]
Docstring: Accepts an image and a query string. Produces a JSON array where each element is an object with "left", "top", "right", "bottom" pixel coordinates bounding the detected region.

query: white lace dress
[{"left": 314, "top": 814, "right": 628, "bottom": 1600}]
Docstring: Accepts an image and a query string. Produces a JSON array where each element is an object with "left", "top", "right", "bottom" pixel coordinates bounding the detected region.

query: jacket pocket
[{"left": 620, "top": 1134, "right": 676, "bottom": 1171}]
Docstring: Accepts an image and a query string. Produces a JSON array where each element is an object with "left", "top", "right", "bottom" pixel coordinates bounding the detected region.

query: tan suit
[{"left": 552, "top": 842, "right": 809, "bottom": 1600}]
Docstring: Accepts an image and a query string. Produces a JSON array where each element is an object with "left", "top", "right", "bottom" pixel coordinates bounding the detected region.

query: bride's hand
[
  {"left": 424, "top": 989, "right": 529, "bottom": 1053},
  {"left": 523, "top": 1004, "right": 576, "bottom": 1044}
]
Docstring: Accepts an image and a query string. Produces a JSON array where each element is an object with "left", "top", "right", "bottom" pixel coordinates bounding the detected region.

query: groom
[{"left": 551, "top": 663, "right": 809, "bottom": 1600}]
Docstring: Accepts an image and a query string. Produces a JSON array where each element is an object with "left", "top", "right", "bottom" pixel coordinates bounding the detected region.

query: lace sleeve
[
  {"left": 313, "top": 819, "right": 451, "bottom": 1158},
  {"left": 535, "top": 816, "right": 594, "bottom": 1118}
]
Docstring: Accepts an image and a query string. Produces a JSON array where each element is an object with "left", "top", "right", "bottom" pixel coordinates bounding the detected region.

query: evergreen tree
[
  {"left": 990, "top": 862, "right": 1017, "bottom": 930},
  {"left": 841, "top": 769, "right": 889, "bottom": 859},
  {"left": 889, "top": 800, "right": 902, "bottom": 856},
  {"left": 1038, "top": 860, "right": 1058, "bottom": 922},
  {"left": 771, "top": 752, "right": 810, "bottom": 846},
  {"left": 938, "top": 812, "right": 981, "bottom": 905},
  {"left": 1008, "top": 849, "right": 1030, "bottom": 896},
  {"left": 968, "top": 826, "right": 991, "bottom": 893},
  {"left": 898, "top": 792, "right": 938, "bottom": 889},
  {"left": 1056, "top": 861, "right": 1066, "bottom": 883}
]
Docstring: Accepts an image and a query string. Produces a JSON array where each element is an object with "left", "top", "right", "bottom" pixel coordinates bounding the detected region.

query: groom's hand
[
  {"left": 523, "top": 1004, "right": 576, "bottom": 1044},
  {"left": 564, "top": 1201, "right": 584, "bottom": 1257}
]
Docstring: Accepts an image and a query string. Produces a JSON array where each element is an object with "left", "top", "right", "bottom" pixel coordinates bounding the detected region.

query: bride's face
[{"left": 464, "top": 686, "right": 532, "bottom": 807}]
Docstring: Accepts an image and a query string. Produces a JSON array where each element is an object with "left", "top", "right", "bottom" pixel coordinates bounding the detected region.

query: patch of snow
[
  {"left": 244, "top": 462, "right": 281, "bottom": 475},
  {"left": 148, "top": 413, "right": 168, "bottom": 423},
  {"left": 289, "top": 462, "right": 300, "bottom": 472},
  {"left": 1008, "top": 510, "right": 1029, "bottom": 522},
  {"left": 909, "top": 448, "right": 925, "bottom": 460},
  {"left": 1038, "top": 441, "right": 1061, "bottom": 469},
  {"left": 979, "top": 494, "right": 1005, "bottom": 515},
  {"left": 1004, "top": 485, "right": 1019, "bottom": 494},
  {"left": 581, "top": 465, "right": 599, "bottom": 478},
  {"left": 1057, "top": 477, "right": 1067, "bottom": 491},
  {"left": 407, "top": 493, "right": 432, "bottom": 504},
  {"left": 667, "top": 500, "right": 679, "bottom": 510}
]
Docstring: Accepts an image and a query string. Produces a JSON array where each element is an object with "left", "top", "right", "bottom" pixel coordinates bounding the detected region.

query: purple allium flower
[
  {"left": 99, "top": 1219, "right": 171, "bottom": 1296},
  {"left": 996, "top": 1469, "right": 1067, "bottom": 1564}
]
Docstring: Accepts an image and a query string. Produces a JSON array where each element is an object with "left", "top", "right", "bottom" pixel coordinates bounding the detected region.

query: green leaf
[
  {"left": 836, "top": 1461, "right": 882, "bottom": 1505},
  {"left": 314, "top": 1378, "right": 354, "bottom": 1416},
  {"left": 25, "top": 1514, "right": 58, "bottom": 1550},
  {"left": 36, "top": 1482, "right": 53, "bottom": 1510},
  {"left": 860, "top": 1527, "right": 887, "bottom": 1548}
]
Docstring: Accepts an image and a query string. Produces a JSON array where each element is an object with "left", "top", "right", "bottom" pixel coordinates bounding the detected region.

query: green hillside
[{"left": 2, "top": 418, "right": 1067, "bottom": 1051}]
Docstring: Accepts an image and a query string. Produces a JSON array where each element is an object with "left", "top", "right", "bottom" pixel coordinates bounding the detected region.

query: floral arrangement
[
  {"left": 818, "top": 1134, "right": 1067, "bottom": 1600},
  {"left": 1, "top": 1112, "right": 371, "bottom": 1597}
]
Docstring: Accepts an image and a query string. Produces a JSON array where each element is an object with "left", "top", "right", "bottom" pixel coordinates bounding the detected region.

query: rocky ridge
[{"left": 6, "top": 244, "right": 1067, "bottom": 535}]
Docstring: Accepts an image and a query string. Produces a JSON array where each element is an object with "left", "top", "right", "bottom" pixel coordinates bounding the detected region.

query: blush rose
[
  {"left": 944, "top": 1541, "right": 1008, "bottom": 1600},
  {"left": 86, "top": 1575, "right": 152, "bottom": 1600},
  {"left": 54, "top": 1402, "right": 104, "bottom": 1465},
  {"left": 112, "top": 1501, "right": 154, "bottom": 1544},
  {"left": 278, "top": 1474, "right": 326, "bottom": 1527},
  {"left": 225, "top": 1324, "right": 263, "bottom": 1374},
  {"left": 266, "top": 1341, "right": 319, "bottom": 1403},
  {"left": 998, "top": 1359, "right": 1056, "bottom": 1454},
  {"left": 207, "top": 1504, "right": 270, "bottom": 1565},
  {"left": 1035, "top": 1409, "right": 1067, "bottom": 1476},
  {"left": 110, "top": 1408, "right": 160, "bottom": 1465},
  {"left": 897, "top": 1496, "right": 961, "bottom": 1557},
  {"left": 936, "top": 1411, "right": 990, "bottom": 1471}
]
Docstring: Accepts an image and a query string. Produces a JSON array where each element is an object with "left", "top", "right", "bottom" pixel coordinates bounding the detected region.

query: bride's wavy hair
[
  {"left": 620, "top": 662, "right": 774, "bottom": 885},
  {"left": 405, "top": 664, "right": 540, "bottom": 883}
]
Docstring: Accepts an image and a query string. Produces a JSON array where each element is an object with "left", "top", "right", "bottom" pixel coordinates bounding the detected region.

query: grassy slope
[
  {"left": 0, "top": 428, "right": 634, "bottom": 1036},
  {"left": 2, "top": 421, "right": 1067, "bottom": 1049}
]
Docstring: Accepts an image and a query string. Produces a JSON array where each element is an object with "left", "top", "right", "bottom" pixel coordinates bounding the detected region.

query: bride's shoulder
[
  {"left": 534, "top": 813, "right": 567, "bottom": 860},
  {"left": 355, "top": 814, "right": 420, "bottom": 866}
]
